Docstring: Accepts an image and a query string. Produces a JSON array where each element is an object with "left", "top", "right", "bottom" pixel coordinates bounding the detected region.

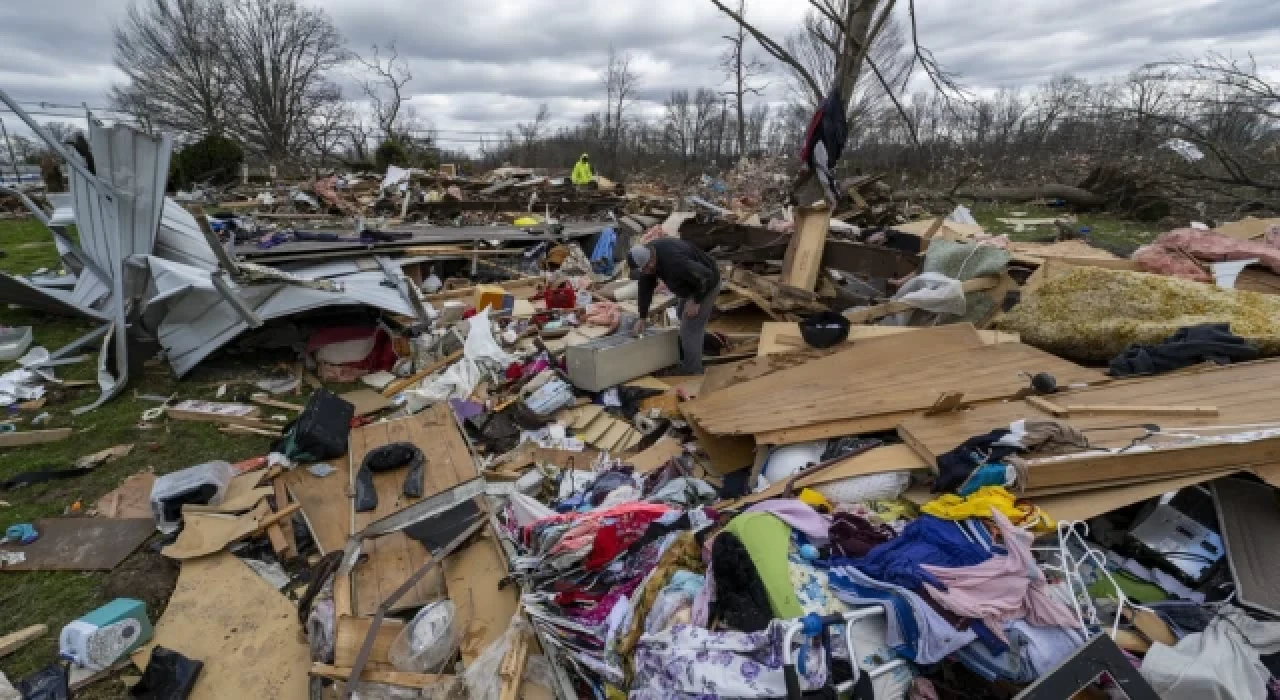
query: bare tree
[
  {"left": 663, "top": 90, "right": 695, "bottom": 167},
  {"left": 602, "top": 46, "right": 641, "bottom": 172},
  {"left": 719, "top": 0, "right": 769, "bottom": 158},
  {"left": 222, "top": 0, "right": 346, "bottom": 161},
  {"left": 110, "top": 0, "right": 231, "bottom": 136},
  {"left": 356, "top": 42, "right": 413, "bottom": 141},
  {"left": 516, "top": 103, "right": 552, "bottom": 167},
  {"left": 304, "top": 96, "right": 352, "bottom": 165},
  {"left": 345, "top": 121, "right": 374, "bottom": 162}
]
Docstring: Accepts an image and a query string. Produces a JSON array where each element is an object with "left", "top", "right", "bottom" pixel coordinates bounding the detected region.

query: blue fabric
[
  {"left": 828, "top": 571, "right": 919, "bottom": 660},
  {"left": 957, "top": 462, "right": 1011, "bottom": 496},
  {"left": 590, "top": 227, "right": 617, "bottom": 273},
  {"left": 829, "top": 565, "right": 977, "bottom": 665},
  {"left": 837, "top": 515, "right": 994, "bottom": 590},
  {"left": 971, "top": 621, "right": 1009, "bottom": 656}
]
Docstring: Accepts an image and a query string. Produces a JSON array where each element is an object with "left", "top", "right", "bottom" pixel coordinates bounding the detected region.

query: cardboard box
[{"left": 565, "top": 329, "right": 680, "bottom": 391}]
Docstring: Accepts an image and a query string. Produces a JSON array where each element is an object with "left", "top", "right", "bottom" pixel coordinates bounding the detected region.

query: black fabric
[
  {"left": 273, "top": 389, "right": 354, "bottom": 462},
  {"left": 633, "top": 238, "right": 721, "bottom": 317},
  {"left": 15, "top": 664, "right": 69, "bottom": 700},
  {"left": 711, "top": 532, "right": 775, "bottom": 633},
  {"left": 0, "top": 466, "right": 94, "bottom": 491},
  {"left": 1108, "top": 323, "right": 1259, "bottom": 377},
  {"left": 131, "top": 646, "right": 204, "bottom": 699},
  {"left": 585, "top": 469, "right": 634, "bottom": 506},
  {"left": 718, "top": 466, "right": 753, "bottom": 500},
  {"left": 799, "top": 311, "right": 851, "bottom": 349},
  {"left": 353, "top": 442, "right": 425, "bottom": 513},
  {"left": 155, "top": 483, "right": 220, "bottom": 525},
  {"left": 404, "top": 500, "right": 483, "bottom": 553},
  {"left": 933, "top": 429, "right": 1018, "bottom": 493}
]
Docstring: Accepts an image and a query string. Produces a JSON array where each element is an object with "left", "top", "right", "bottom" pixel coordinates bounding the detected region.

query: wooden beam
[
  {"left": 382, "top": 350, "right": 464, "bottom": 397},
  {"left": 780, "top": 204, "right": 830, "bottom": 292},
  {"left": 0, "top": 428, "right": 71, "bottom": 448},
  {"left": 255, "top": 503, "right": 301, "bottom": 532},
  {"left": 1025, "top": 395, "right": 1069, "bottom": 417},
  {"left": 250, "top": 394, "right": 305, "bottom": 412},
  {"left": 0, "top": 624, "right": 46, "bottom": 657},
  {"left": 272, "top": 476, "right": 297, "bottom": 560}
]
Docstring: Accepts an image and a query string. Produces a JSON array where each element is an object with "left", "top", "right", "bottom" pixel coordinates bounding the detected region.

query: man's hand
[
  {"left": 633, "top": 319, "right": 647, "bottom": 335},
  {"left": 684, "top": 301, "right": 700, "bottom": 319}
]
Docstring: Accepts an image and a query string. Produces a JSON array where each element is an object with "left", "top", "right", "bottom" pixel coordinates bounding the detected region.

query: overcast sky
[{"left": 2, "top": 0, "right": 1279, "bottom": 150}]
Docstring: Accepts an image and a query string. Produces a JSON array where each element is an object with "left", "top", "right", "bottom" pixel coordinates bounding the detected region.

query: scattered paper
[
  {"left": 216, "top": 384, "right": 227, "bottom": 398},
  {"left": 0, "top": 551, "right": 26, "bottom": 566},
  {"left": 308, "top": 463, "right": 336, "bottom": 478},
  {"left": 75, "top": 444, "right": 135, "bottom": 469}
]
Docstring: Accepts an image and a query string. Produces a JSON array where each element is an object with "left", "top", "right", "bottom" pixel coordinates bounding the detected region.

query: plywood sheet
[
  {"left": 629, "top": 438, "right": 685, "bottom": 473},
  {"left": 133, "top": 552, "right": 310, "bottom": 700},
  {"left": 442, "top": 527, "right": 519, "bottom": 664},
  {"left": 0, "top": 518, "right": 154, "bottom": 571},
  {"left": 163, "top": 502, "right": 270, "bottom": 560},
  {"left": 350, "top": 404, "right": 479, "bottom": 615},
  {"left": 95, "top": 471, "right": 156, "bottom": 519},
  {"left": 690, "top": 325, "right": 1087, "bottom": 436},
  {"left": 283, "top": 461, "right": 350, "bottom": 555},
  {"left": 340, "top": 388, "right": 394, "bottom": 417},
  {"left": 183, "top": 471, "right": 272, "bottom": 514},
  {"left": 898, "top": 358, "right": 1280, "bottom": 466},
  {"left": 334, "top": 616, "right": 405, "bottom": 669}
]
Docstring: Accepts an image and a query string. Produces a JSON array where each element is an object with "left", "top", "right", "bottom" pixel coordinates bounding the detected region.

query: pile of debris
[{"left": 10, "top": 96, "right": 1280, "bottom": 700}]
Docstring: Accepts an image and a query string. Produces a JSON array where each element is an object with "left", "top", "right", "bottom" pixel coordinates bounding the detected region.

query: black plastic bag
[
  {"left": 354, "top": 443, "right": 425, "bottom": 512},
  {"left": 16, "top": 664, "right": 69, "bottom": 700},
  {"left": 131, "top": 646, "right": 204, "bottom": 699}
]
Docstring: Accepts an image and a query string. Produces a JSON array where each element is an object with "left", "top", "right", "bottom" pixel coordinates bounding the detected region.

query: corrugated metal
[
  {"left": 154, "top": 198, "right": 219, "bottom": 271},
  {"left": 141, "top": 258, "right": 416, "bottom": 376},
  {"left": 0, "top": 273, "right": 107, "bottom": 320},
  {"left": 88, "top": 122, "right": 172, "bottom": 260}
]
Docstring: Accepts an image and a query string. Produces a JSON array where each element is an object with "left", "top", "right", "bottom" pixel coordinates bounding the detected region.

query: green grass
[
  {"left": 0, "top": 216, "right": 279, "bottom": 693},
  {"left": 964, "top": 201, "right": 1161, "bottom": 255}
]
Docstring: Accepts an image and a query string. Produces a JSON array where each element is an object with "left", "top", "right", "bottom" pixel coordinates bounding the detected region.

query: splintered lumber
[
  {"left": 842, "top": 276, "right": 1001, "bottom": 324},
  {"left": 685, "top": 324, "right": 1103, "bottom": 437},
  {"left": 0, "top": 624, "right": 46, "bottom": 657},
  {"left": 382, "top": 350, "right": 464, "bottom": 397},
  {"left": 780, "top": 205, "right": 831, "bottom": 292}
]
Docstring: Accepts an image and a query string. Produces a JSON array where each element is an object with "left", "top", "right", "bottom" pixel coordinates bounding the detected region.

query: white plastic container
[
  {"left": 149, "top": 461, "right": 235, "bottom": 533},
  {"left": 0, "top": 326, "right": 33, "bottom": 362}
]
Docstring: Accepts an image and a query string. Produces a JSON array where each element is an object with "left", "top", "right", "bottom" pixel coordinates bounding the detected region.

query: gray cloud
[{"left": 2, "top": 0, "right": 1279, "bottom": 144}]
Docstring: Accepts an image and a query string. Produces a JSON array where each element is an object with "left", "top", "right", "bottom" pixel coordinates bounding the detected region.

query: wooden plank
[
  {"left": 1026, "top": 395, "right": 1069, "bottom": 417},
  {"left": 310, "top": 664, "right": 448, "bottom": 688},
  {"left": 780, "top": 205, "right": 830, "bottom": 292},
  {"left": 924, "top": 392, "right": 966, "bottom": 416},
  {"left": 841, "top": 276, "right": 1000, "bottom": 324},
  {"left": 168, "top": 410, "right": 278, "bottom": 431},
  {"left": 334, "top": 616, "right": 405, "bottom": 669},
  {"left": 383, "top": 350, "right": 464, "bottom": 397},
  {"left": 757, "top": 323, "right": 1019, "bottom": 356},
  {"left": 629, "top": 438, "right": 684, "bottom": 473},
  {"left": 6, "top": 518, "right": 154, "bottom": 571},
  {"left": 0, "top": 427, "right": 72, "bottom": 447},
  {"left": 282, "top": 461, "right": 350, "bottom": 555},
  {"left": 250, "top": 394, "right": 304, "bottom": 412},
  {"left": 1035, "top": 469, "right": 1243, "bottom": 522},
  {"left": 442, "top": 527, "right": 519, "bottom": 664},
  {"left": 0, "top": 624, "right": 46, "bottom": 657},
  {"left": 1064, "top": 404, "right": 1219, "bottom": 416},
  {"left": 1025, "top": 437, "right": 1280, "bottom": 490},
  {"left": 754, "top": 410, "right": 925, "bottom": 445}
]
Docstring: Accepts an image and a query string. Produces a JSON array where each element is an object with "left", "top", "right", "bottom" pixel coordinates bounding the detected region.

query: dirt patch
[{"left": 102, "top": 544, "right": 180, "bottom": 618}]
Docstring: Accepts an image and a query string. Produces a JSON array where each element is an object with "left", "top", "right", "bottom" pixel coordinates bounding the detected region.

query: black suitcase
[{"left": 272, "top": 389, "right": 355, "bottom": 461}]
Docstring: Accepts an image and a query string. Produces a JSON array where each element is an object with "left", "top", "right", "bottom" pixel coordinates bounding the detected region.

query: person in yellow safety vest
[{"left": 571, "top": 154, "right": 594, "bottom": 186}]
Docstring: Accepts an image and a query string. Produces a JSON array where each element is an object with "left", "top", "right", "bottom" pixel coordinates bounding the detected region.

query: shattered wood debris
[{"left": 10, "top": 85, "right": 1280, "bottom": 700}]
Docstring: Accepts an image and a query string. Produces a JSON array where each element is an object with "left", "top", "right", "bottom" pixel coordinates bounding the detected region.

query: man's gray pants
[{"left": 677, "top": 281, "right": 720, "bottom": 375}]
